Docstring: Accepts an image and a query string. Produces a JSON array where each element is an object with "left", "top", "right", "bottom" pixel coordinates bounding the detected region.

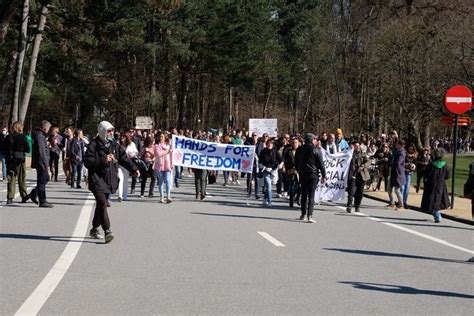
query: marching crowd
[{"left": 1, "top": 120, "right": 473, "bottom": 244}]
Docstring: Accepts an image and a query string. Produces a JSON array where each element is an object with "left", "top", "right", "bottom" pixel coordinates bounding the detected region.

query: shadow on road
[
  {"left": 324, "top": 248, "right": 472, "bottom": 265},
  {"left": 339, "top": 281, "right": 474, "bottom": 299},
  {"left": 191, "top": 212, "right": 302, "bottom": 223},
  {"left": 0, "top": 233, "right": 101, "bottom": 244}
]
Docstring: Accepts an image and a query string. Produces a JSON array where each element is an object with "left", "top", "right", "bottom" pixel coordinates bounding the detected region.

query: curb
[{"left": 363, "top": 193, "right": 474, "bottom": 226}]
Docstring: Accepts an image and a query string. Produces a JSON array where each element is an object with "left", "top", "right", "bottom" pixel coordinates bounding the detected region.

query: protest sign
[
  {"left": 314, "top": 149, "right": 353, "bottom": 202},
  {"left": 135, "top": 116, "right": 153, "bottom": 129},
  {"left": 171, "top": 135, "right": 255, "bottom": 173},
  {"left": 248, "top": 119, "right": 278, "bottom": 137}
]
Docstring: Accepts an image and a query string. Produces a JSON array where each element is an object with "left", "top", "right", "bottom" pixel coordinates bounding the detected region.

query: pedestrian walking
[
  {"left": 61, "top": 127, "right": 73, "bottom": 185},
  {"left": 258, "top": 139, "right": 282, "bottom": 207},
  {"left": 244, "top": 132, "right": 261, "bottom": 200},
  {"left": 29, "top": 120, "right": 53, "bottom": 208},
  {"left": 70, "top": 129, "right": 85, "bottom": 189},
  {"left": 375, "top": 143, "right": 391, "bottom": 191},
  {"left": 48, "top": 127, "right": 63, "bottom": 182},
  {"left": 386, "top": 140, "right": 406, "bottom": 210},
  {"left": 84, "top": 121, "right": 138, "bottom": 243},
  {"left": 346, "top": 141, "right": 370, "bottom": 213},
  {"left": 139, "top": 136, "right": 156, "bottom": 198},
  {"left": 154, "top": 133, "right": 173, "bottom": 203},
  {"left": 5, "top": 122, "right": 30, "bottom": 204},
  {"left": 402, "top": 144, "right": 418, "bottom": 208},
  {"left": 335, "top": 128, "right": 350, "bottom": 152},
  {"left": 421, "top": 148, "right": 450, "bottom": 223},
  {"left": 284, "top": 137, "right": 300, "bottom": 208},
  {"left": 0, "top": 126, "right": 8, "bottom": 181},
  {"left": 295, "top": 133, "right": 326, "bottom": 223},
  {"left": 415, "top": 147, "right": 430, "bottom": 193}
]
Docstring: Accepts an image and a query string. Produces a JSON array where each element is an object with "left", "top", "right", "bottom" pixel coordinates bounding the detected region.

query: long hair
[{"left": 11, "top": 121, "right": 23, "bottom": 133}]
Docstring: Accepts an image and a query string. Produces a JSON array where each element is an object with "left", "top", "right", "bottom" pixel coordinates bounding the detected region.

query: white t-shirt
[{"left": 126, "top": 142, "right": 138, "bottom": 159}]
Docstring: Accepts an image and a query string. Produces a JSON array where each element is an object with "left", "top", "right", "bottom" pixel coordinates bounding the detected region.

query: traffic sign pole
[{"left": 451, "top": 115, "right": 458, "bottom": 209}]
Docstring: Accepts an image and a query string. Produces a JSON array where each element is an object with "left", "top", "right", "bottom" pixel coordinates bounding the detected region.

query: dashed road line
[{"left": 258, "top": 231, "right": 286, "bottom": 247}]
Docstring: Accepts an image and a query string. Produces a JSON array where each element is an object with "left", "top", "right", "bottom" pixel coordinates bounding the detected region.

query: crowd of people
[{"left": 1, "top": 120, "right": 473, "bottom": 244}]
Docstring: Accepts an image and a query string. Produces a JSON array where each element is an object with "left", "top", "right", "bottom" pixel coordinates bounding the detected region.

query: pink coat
[{"left": 153, "top": 143, "right": 173, "bottom": 172}]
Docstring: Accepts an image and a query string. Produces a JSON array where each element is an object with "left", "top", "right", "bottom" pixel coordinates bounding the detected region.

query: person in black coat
[
  {"left": 84, "top": 121, "right": 138, "bottom": 243},
  {"left": 258, "top": 139, "right": 282, "bottom": 207},
  {"left": 386, "top": 140, "right": 406, "bottom": 210},
  {"left": 295, "top": 133, "right": 326, "bottom": 223},
  {"left": 5, "top": 121, "right": 30, "bottom": 204},
  {"left": 29, "top": 120, "right": 52, "bottom": 208},
  {"left": 421, "top": 148, "right": 450, "bottom": 223},
  {"left": 284, "top": 138, "right": 300, "bottom": 208}
]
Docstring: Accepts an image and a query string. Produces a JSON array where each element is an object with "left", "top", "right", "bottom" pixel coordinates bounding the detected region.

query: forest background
[{"left": 0, "top": 0, "right": 472, "bottom": 149}]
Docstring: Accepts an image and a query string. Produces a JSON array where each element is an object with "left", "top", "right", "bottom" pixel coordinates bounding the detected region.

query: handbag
[
  {"left": 208, "top": 172, "right": 217, "bottom": 184},
  {"left": 132, "top": 157, "right": 148, "bottom": 173},
  {"left": 13, "top": 151, "right": 25, "bottom": 163}
]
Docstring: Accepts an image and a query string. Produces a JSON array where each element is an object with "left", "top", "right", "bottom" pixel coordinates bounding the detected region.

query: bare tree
[
  {"left": 18, "top": 5, "right": 50, "bottom": 124},
  {"left": 11, "top": 0, "right": 29, "bottom": 123}
]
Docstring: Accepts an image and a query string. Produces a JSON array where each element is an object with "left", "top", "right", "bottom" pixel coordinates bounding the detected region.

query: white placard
[
  {"left": 314, "top": 149, "right": 353, "bottom": 202},
  {"left": 248, "top": 119, "right": 278, "bottom": 137},
  {"left": 135, "top": 116, "right": 154, "bottom": 129}
]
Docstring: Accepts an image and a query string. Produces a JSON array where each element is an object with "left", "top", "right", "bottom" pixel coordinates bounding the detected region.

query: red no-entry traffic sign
[{"left": 444, "top": 85, "right": 472, "bottom": 115}]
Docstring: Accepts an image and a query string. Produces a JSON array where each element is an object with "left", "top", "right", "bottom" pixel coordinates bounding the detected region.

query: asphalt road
[{"left": 1, "top": 171, "right": 473, "bottom": 315}]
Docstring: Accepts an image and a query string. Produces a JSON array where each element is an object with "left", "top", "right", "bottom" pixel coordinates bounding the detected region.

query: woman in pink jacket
[{"left": 154, "top": 133, "right": 173, "bottom": 203}]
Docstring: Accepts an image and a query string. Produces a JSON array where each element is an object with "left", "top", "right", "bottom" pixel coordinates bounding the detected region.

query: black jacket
[
  {"left": 84, "top": 136, "right": 137, "bottom": 194},
  {"left": 295, "top": 143, "right": 326, "bottom": 178},
  {"left": 31, "top": 129, "right": 50, "bottom": 170},
  {"left": 5, "top": 132, "right": 29, "bottom": 166},
  {"left": 283, "top": 148, "right": 298, "bottom": 170},
  {"left": 258, "top": 148, "right": 282, "bottom": 170},
  {"left": 70, "top": 138, "right": 85, "bottom": 162}
]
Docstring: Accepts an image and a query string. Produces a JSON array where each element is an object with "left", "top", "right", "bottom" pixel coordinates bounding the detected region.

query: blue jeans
[
  {"left": 246, "top": 172, "right": 260, "bottom": 198},
  {"left": 174, "top": 167, "right": 181, "bottom": 186},
  {"left": 71, "top": 160, "right": 83, "bottom": 187},
  {"left": 158, "top": 171, "right": 172, "bottom": 198},
  {"left": 433, "top": 208, "right": 442, "bottom": 221},
  {"left": 223, "top": 171, "right": 230, "bottom": 184},
  {"left": 402, "top": 173, "right": 412, "bottom": 206},
  {"left": 263, "top": 172, "right": 272, "bottom": 204},
  {"left": 0, "top": 152, "right": 6, "bottom": 179}
]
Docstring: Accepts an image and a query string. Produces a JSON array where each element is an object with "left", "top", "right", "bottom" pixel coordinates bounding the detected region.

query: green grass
[{"left": 414, "top": 155, "right": 473, "bottom": 197}]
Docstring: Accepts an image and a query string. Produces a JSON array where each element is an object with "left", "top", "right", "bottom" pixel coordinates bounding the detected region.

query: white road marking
[
  {"left": 258, "top": 232, "right": 286, "bottom": 247},
  {"left": 331, "top": 204, "right": 474, "bottom": 255},
  {"left": 15, "top": 194, "right": 95, "bottom": 316}
]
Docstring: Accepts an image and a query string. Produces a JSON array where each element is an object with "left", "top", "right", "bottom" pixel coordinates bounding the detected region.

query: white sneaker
[
  {"left": 307, "top": 217, "right": 315, "bottom": 223},
  {"left": 283, "top": 192, "right": 288, "bottom": 197},
  {"left": 160, "top": 198, "right": 165, "bottom": 203},
  {"left": 236, "top": 180, "right": 241, "bottom": 185},
  {"left": 277, "top": 194, "right": 283, "bottom": 198}
]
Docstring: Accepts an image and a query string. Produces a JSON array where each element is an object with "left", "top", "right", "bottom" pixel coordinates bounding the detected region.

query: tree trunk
[
  {"left": 177, "top": 68, "right": 186, "bottom": 128},
  {"left": 19, "top": 5, "right": 49, "bottom": 124},
  {"left": 11, "top": 0, "right": 29, "bottom": 124},
  {"left": 0, "top": 50, "right": 17, "bottom": 115}
]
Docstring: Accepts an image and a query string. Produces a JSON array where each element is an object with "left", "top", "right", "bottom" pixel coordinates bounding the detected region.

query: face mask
[{"left": 106, "top": 136, "right": 115, "bottom": 142}]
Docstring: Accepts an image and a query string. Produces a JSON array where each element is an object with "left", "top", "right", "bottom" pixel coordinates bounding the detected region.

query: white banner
[
  {"left": 171, "top": 135, "right": 255, "bottom": 173},
  {"left": 315, "top": 149, "right": 353, "bottom": 202},
  {"left": 249, "top": 118, "right": 278, "bottom": 137}
]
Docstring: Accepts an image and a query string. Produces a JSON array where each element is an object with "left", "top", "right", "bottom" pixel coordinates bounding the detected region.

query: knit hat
[
  {"left": 97, "top": 121, "right": 114, "bottom": 140},
  {"left": 304, "top": 133, "right": 317, "bottom": 142}
]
